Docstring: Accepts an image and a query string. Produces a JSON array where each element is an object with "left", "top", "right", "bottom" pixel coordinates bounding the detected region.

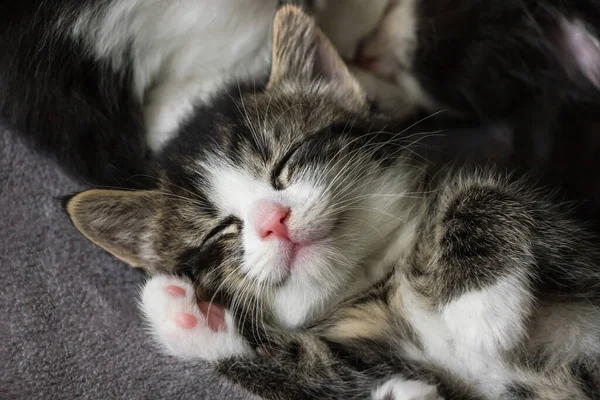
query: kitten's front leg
[
  {"left": 216, "top": 331, "right": 448, "bottom": 400},
  {"left": 216, "top": 333, "right": 382, "bottom": 400},
  {"left": 140, "top": 275, "right": 253, "bottom": 361},
  {"left": 141, "top": 276, "right": 445, "bottom": 400},
  {"left": 420, "top": 177, "right": 537, "bottom": 355},
  {"left": 140, "top": 274, "right": 375, "bottom": 399},
  {"left": 217, "top": 292, "right": 449, "bottom": 400},
  {"left": 217, "top": 334, "right": 443, "bottom": 400}
]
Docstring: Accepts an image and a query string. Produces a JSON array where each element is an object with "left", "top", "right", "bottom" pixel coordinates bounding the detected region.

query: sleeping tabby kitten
[{"left": 66, "top": 6, "right": 600, "bottom": 399}]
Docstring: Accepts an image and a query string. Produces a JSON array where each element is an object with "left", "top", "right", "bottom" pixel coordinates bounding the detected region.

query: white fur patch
[
  {"left": 441, "top": 275, "right": 531, "bottom": 355},
  {"left": 400, "top": 281, "right": 513, "bottom": 397},
  {"left": 140, "top": 275, "right": 252, "bottom": 361},
  {"left": 205, "top": 162, "right": 272, "bottom": 219},
  {"left": 372, "top": 377, "right": 443, "bottom": 400},
  {"left": 73, "top": 0, "right": 277, "bottom": 150}
]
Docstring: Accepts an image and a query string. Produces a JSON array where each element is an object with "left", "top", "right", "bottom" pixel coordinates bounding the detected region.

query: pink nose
[{"left": 255, "top": 202, "right": 290, "bottom": 241}]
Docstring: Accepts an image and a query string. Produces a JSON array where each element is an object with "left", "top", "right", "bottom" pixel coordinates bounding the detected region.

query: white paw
[
  {"left": 140, "top": 275, "right": 253, "bottom": 361},
  {"left": 372, "top": 377, "right": 443, "bottom": 400}
]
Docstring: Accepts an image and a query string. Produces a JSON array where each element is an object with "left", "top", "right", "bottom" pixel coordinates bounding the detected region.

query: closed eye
[
  {"left": 200, "top": 216, "right": 242, "bottom": 247},
  {"left": 270, "top": 143, "right": 302, "bottom": 190}
]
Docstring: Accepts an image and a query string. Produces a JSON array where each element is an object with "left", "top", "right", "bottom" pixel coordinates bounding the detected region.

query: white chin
[
  {"left": 272, "top": 279, "right": 331, "bottom": 328},
  {"left": 272, "top": 248, "right": 350, "bottom": 328}
]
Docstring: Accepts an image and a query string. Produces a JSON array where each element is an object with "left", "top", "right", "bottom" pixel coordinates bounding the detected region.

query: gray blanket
[{"left": 1, "top": 128, "right": 256, "bottom": 399}]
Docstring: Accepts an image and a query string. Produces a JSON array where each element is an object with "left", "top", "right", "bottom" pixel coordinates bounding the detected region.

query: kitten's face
[
  {"left": 154, "top": 89, "right": 412, "bottom": 328},
  {"left": 67, "top": 7, "right": 418, "bottom": 328}
]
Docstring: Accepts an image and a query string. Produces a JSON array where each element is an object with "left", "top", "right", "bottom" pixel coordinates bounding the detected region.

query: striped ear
[
  {"left": 66, "top": 189, "right": 157, "bottom": 267},
  {"left": 268, "top": 5, "right": 366, "bottom": 105}
]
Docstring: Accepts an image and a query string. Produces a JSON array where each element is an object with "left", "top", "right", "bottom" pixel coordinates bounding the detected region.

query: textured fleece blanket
[{"left": 1, "top": 128, "right": 257, "bottom": 399}]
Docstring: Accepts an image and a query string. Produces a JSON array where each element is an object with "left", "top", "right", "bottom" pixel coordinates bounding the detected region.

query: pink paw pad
[
  {"left": 166, "top": 285, "right": 186, "bottom": 297},
  {"left": 198, "top": 302, "right": 226, "bottom": 332},
  {"left": 176, "top": 312, "right": 198, "bottom": 329}
]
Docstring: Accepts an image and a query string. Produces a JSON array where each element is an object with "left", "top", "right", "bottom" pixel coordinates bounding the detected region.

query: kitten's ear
[
  {"left": 268, "top": 5, "right": 366, "bottom": 104},
  {"left": 66, "top": 189, "right": 157, "bottom": 267}
]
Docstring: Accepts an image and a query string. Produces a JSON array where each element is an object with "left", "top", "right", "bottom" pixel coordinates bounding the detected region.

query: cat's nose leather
[{"left": 255, "top": 202, "right": 290, "bottom": 241}]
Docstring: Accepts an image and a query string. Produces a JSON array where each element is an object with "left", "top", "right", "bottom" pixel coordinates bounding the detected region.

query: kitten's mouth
[
  {"left": 288, "top": 243, "right": 307, "bottom": 271},
  {"left": 268, "top": 227, "right": 336, "bottom": 284},
  {"left": 280, "top": 241, "right": 315, "bottom": 277}
]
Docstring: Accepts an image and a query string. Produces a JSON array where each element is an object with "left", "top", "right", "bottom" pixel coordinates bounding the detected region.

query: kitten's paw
[
  {"left": 140, "top": 275, "right": 252, "bottom": 361},
  {"left": 373, "top": 377, "right": 443, "bottom": 400}
]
